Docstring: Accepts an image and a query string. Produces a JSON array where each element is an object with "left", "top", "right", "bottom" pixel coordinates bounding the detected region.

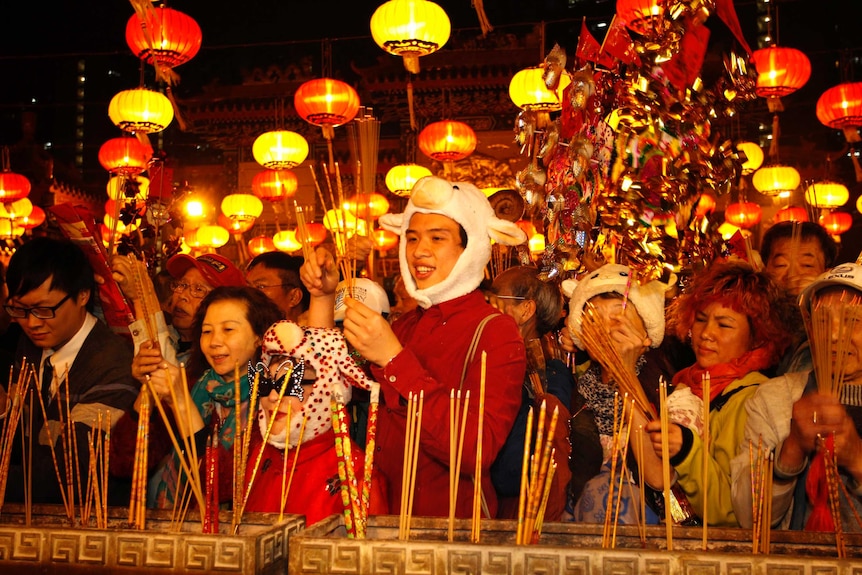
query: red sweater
[{"left": 371, "top": 290, "right": 525, "bottom": 518}]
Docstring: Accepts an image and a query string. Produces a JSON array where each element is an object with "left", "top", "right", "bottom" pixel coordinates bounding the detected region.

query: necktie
[{"left": 41, "top": 357, "right": 54, "bottom": 406}]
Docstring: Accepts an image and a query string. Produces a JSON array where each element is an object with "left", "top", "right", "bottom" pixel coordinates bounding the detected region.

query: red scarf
[{"left": 672, "top": 347, "right": 773, "bottom": 402}]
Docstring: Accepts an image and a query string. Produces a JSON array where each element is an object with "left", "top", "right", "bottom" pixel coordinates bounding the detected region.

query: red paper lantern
[
  {"left": 0, "top": 170, "right": 31, "bottom": 202},
  {"left": 616, "top": 0, "right": 664, "bottom": 37},
  {"left": 248, "top": 236, "right": 276, "bottom": 256},
  {"left": 816, "top": 82, "right": 862, "bottom": 129},
  {"left": 820, "top": 211, "right": 853, "bottom": 235},
  {"left": 371, "top": 229, "right": 399, "bottom": 251},
  {"left": 218, "top": 213, "right": 255, "bottom": 234},
  {"left": 304, "top": 222, "right": 328, "bottom": 246},
  {"left": 345, "top": 193, "right": 390, "bottom": 219},
  {"left": 418, "top": 120, "right": 477, "bottom": 162},
  {"left": 251, "top": 169, "right": 298, "bottom": 202},
  {"left": 750, "top": 46, "right": 811, "bottom": 98},
  {"left": 98, "top": 137, "right": 152, "bottom": 175},
  {"left": 125, "top": 6, "right": 202, "bottom": 69},
  {"left": 724, "top": 201, "right": 762, "bottom": 229},
  {"left": 294, "top": 79, "right": 360, "bottom": 136},
  {"left": 774, "top": 206, "right": 809, "bottom": 223},
  {"left": 694, "top": 193, "right": 716, "bottom": 218},
  {"left": 20, "top": 205, "right": 45, "bottom": 229}
]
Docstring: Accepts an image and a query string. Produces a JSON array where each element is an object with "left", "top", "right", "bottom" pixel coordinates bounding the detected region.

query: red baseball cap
[{"left": 166, "top": 253, "right": 246, "bottom": 288}]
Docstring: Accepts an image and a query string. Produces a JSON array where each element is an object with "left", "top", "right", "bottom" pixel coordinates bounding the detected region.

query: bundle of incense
[
  {"left": 33, "top": 364, "right": 72, "bottom": 520},
  {"left": 21, "top": 391, "right": 33, "bottom": 526},
  {"left": 448, "top": 389, "right": 471, "bottom": 542},
  {"left": 610, "top": 397, "right": 637, "bottom": 549},
  {"left": 822, "top": 443, "right": 845, "bottom": 558},
  {"left": 279, "top": 411, "right": 307, "bottom": 523},
  {"left": 129, "top": 387, "right": 150, "bottom": 529},
  {"left": 516, "top": 399, "right": 560, "bottom": 545},
  {"left": 470, "top": 352, "right": 488, "bottom": 543},
  {"left": 659, "top": 377, "right": 674, "bottom": 551},
  {"left": 234, "top": 369, "right": 260, "bottom": 533},
  {"left": 808, "top": 295, "right": 862, "bottom": 399},
  {"left": 0, "top": 369, "right": 33, "bottom": 512},
  {"left": 128, "top": 253, "right": 159, "bottom": 343},
  {"left": 580, "top": 302, "right": 657, "bottom": 419},
  {"left": 232, "top": 363, "right": 242, "bottom": 531},
  {"left": 293, "top": 201, "right": 314, "bottom": 262},
  {"left": 602, "top": 393, "right": 621, "bottom": 547},
  {"left": 145, "top": 374, "right": 205, "bottom": 519},
  {"left": 166, "top": 366, "right": 205, "bottom": 520},
  {"left": 399, "top": 391, "right": 424, "bottom": 541},
  {"left": 359, "top": 384, "right": 380, "bottom": 533}
]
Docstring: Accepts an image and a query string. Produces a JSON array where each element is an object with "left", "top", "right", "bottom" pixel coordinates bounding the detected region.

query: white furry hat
[
  {"left": 334, "top": 278, "right": 390, "bottom": 322},
  {"left": 561, "top": 264, "right": 674, "bottom": 350},
  {"left": 378, "top": 176, "right": 526, "bottom": 309},
  {"left": 259, "top": 320, "right": 374, "bottom": 449}
]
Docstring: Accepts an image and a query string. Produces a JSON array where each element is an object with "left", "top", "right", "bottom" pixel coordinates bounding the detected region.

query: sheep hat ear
[
  {"left": 566, "top": 264, "right": 673, "bottom": 350},
  {"left": 386, "top": 175, "right": 528, "bottom": 308}
]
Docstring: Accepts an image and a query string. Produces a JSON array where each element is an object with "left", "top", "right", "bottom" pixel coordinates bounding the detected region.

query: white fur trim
[
  {"left": 565, "top": 263, "right": 675, "bottom": 350},
  {"left": 384, "top": 176, "right": 527, "bottom": 308}
]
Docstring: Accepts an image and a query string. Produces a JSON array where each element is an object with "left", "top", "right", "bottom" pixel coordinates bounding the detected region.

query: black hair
[
  {"left": 493, "top": 266, "right": 563, "bottom": 337},
  {"left": 186, "top": 286, "right": 284, "bottom": 376},
  {"left": 247, "top": 251, "right": 310, "bottom": 311},
  {"left": 6, "top": 237, "right": 95, "bottom": 306},
  {"left": 761, "top": 221, "right": 838, "bottom": 268},
  {"left": 459, "top": 225, "right": 468, "bottom": 248}
]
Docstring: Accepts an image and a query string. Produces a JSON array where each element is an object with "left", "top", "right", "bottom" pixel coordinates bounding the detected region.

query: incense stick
[
  {"left": 279, "top": 412, "right": 307, "bottom": 523},
  {"left": 659, "top": 377, "right": 673, "bottom": 551},
  {"left": 470, "top": 352, "right": 487, "bottom": 543},
  {"left": 702, "top": 373, "right": 710, "bottom": 549}
]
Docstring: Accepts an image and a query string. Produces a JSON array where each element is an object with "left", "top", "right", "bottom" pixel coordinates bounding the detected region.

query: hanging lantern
[
  {"left": 273, "top": 230, "right": 303, "bottom": 253},
  {"left": 345, "top": 193, "right": 390, "bottom": 219},
  {"left": 0, "top": 219, "right": 25, "bottom": 239},
  {"left": 0, "top": 170, "right": 31, "bottom": 203},
  {"left": 774, "top": 206, "right": 810, "bottom": 223},
  {"left": 304, "top": 222, "right": 328, "bottom": 246},
  {"left": 737, "top": 141, "right": 764, "bottom": 175},
  {"left": 294, "top": 78, "right": 360, "bottom": 140},
  {"left": 528, "top": 233, "right": 546, "bottom": 254},
  {"left": 694, "top": 193, "right": 716, "bottom": 218},
  {"left": 248, "top": 235, "right": 276, "bottom": 256},
  {"left": 217, "top": 213, "right": 255, "bottom": 234},
  {"left": 371, "top": 228, "right": 399, "bottom": 251},
  {"left": 752, "top": 163, "right": 800, "bottom": 197},
  {"left": 0, "top": 198, "right": 32, "bottom": 220},
  {"left": 725, "top": 201, "right": 762, "bottom": 229},
  {"left": 107, "top": 175, "right": 150, "bottom": 201},
  {"left": 508, "top": 66, "right": 572, "bottom": 112},
  {"left": 816, "top": 82, "right": 862, "bottom": 129},
  {"left": 370, "top": 0, "right": 451, "bottom": 74},
  {"left": 252, "top": 131, "right": 309, "bottom": 170},
  {"left": 323, "top": 209, "right": 367, "bottom": 234},
  {"left": 418, "top": 121, "right": 477, "bottom": 162},
  {"left": 805, "top": 180, "right": 849, "bottom": 209},
  {"left": 750, "top": 46, "right": 811, "bottom": 99},
  {"left": 251, "top": 169, "right": 298, "bottom": 202},
  {"left": 221, "top": 193, "right": 263, "bottom": 225},
  {"left": 820, "top": 211, "right": 853, "bottom": 235},
  {"left": 125, "top": 6, "right": 202, "bottom": 69},
  {"left": 196, "top": 224, "right": 230, "bottom": 248},
  {"left": 98, "top": 137, "right": 152, "bottom": 175},
  {"left": 385, "top": 164, "right": 432, "bottom": 197},
  {"left": 20, "top": 205, "right": 45, "bottom": 229},
  {"left": 108, "top": 88, "right": 174, "bottom": 134}
]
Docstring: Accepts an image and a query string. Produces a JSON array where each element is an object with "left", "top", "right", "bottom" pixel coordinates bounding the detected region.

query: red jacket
[
  {"left": 243, "top": 428, "right": 388, "bottom": 526},
  {"left": 371, "top": 290, "right": 525, "bottom": 518}
]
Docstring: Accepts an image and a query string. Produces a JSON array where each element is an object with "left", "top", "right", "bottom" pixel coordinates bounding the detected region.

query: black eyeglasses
[
  {"left": 5, "top": 293, "right": 72, "bottom": 319},
  {"left": 170, "top": 280, "right": 211, "bottom": 299},
  {"left": 248, "top": 357, "right": 306, "bottom": 401}
]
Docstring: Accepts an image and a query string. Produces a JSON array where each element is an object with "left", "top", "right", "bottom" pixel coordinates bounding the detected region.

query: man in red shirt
[{"left": 303, "top": 176, "right": 527, "bottom": 518}]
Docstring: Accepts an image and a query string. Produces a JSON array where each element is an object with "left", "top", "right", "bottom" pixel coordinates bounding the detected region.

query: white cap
[
  {"left": 334, "top": 278, "right": 390, "bottom": 322},
  {"left": 800, "top": 262, "right": 862, "bottom": 314}
]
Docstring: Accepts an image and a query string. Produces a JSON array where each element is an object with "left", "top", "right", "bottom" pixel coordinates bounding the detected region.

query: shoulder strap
[
  {"left": 459, "top": 313, "right": 499, "bottom": 394},
  {"left": 711, "top": 384, "right": 756, "bottom": 413}
]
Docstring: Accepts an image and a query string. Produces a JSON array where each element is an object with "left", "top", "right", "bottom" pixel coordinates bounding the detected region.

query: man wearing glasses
[
  {"left": 246, "top": 252, "right": 309, "bottom": 323},
  {"left": 3, "top": 237, "right": 140, "bottom": 504}
]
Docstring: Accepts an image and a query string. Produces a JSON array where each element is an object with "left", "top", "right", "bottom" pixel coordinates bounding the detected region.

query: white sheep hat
[
  {"left": 378, "top": 176, "right": 527, "bottom": 308},
  {"left": 561, "top": 263, "right": 674, "bottom": 350},
  {"left": 259, "top": 320, "right": 375, "bottom": 449}
]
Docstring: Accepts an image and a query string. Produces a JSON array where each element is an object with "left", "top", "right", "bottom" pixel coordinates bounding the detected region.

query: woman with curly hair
[{"left": 632, "top": 260, "right": 794, "bottom": 526}]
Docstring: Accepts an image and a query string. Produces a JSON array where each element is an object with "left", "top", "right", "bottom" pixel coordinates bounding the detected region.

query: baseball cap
[
  {"left": 800, "top": 262, "right": 862, "bottom": 313},
  {"left": 166, "top": 253, "right": 246, "bottom": 288},
  {"left": 334, "top": 278, "right": 390, "bottom": 322}
]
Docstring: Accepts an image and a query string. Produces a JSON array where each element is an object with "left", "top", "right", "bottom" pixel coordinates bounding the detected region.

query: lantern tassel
[
  {"left": 407, "top": 81, "right": 416, "bottom": 131},
  {"left": 165, "top": 86, "right": 188, "bottom": 132},
  {"left": 769, "top": 114, "right": 781, "bottom": 159},
  {"left": 473, "top": 0, "right": 494, "bottom": 37}
]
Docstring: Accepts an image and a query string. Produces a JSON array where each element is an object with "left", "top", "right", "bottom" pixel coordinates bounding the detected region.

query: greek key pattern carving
[{"left": 116, "top": 535, "right": 176, "bottom": 568}]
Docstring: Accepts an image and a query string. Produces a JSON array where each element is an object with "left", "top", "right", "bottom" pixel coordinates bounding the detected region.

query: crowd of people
[{"left": 0, "top": 175, "right": 860, "bottom": 538}]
